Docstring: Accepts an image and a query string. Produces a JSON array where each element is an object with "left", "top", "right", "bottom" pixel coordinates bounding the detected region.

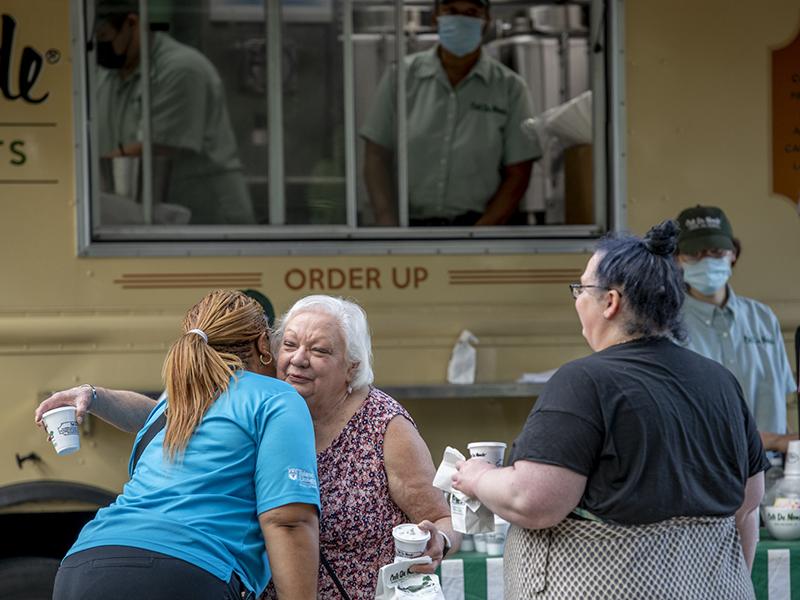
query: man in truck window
[
  {"left": 360, "top": 0, "right": 542, "bottom": 227},
  {"left": 676, "top": 205, "right": 797, "bottom": 455},
  {"left": 93, "top": 0, "right": 254, "bottom": 225}
]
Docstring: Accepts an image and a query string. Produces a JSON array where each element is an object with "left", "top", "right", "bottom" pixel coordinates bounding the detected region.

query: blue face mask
[
  {"left": 682, "top": 257, "right": 732, "bottom": 296},
  {"left": 437, "top": 15, "right": 484, "bottom": 57}
]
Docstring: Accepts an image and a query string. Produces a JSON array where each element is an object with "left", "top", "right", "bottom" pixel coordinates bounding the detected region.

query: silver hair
[{"left": 272, "top": 295, "right": 375, "bottom": 390}]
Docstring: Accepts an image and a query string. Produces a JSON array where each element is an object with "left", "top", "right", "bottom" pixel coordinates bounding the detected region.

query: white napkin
[
  {"left": 375, "top": 557, "right": 446, "bottom": 600},
  {"left": 432, "top": 447, "right": 481, "bottom": 512}
]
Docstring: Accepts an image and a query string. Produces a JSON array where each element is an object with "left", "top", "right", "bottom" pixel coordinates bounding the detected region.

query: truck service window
[{"left": 75, "top": 0, "right": 624, "bottom": 256}]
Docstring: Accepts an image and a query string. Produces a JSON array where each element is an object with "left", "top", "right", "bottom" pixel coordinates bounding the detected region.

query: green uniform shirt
[
  {"left": 360, "top": 46, "right": 542, "bottom": 220},
  {"left": 682, "top": 287, "right": 796, "bottom": 434},
  {"left": 96, "top": 34, "right": 253, "bottom": 224}
]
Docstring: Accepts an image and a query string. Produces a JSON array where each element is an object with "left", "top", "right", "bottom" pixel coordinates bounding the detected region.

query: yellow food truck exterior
[{"left": 1, "top": 0, "right": 798, "bottom": 597}]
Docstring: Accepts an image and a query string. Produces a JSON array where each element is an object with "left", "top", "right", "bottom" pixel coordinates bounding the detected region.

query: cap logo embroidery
[{"left": 684, "top": 216, "right": 722, "bottom": 231}]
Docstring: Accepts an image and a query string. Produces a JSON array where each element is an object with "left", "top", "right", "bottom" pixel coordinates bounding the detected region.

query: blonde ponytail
[{"left": 161, "top": 290, "right": 267, "bottom": 460}]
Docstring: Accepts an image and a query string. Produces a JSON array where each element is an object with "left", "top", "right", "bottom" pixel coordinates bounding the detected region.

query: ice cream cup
[
  {"left": 42, "top": 406, "right": 80, "bottom": 456},
  {"left": 392, "top": 524, "right": 431, "bottom": 559},
  {"left": 460, "top": 534, "right": 475, "bottom": 552},
  {"left": 487, "top": 516, "right": 510, "bottom": 555},
  {"left": 467, "top": 442, "right": 507, "bottom": 467},
  {"left": 764, "top": 506, "right": 800, "bottom": 540}
]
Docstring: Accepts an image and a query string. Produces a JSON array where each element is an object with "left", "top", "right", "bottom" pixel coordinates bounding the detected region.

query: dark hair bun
[{"left": 643, "top": 220, "right": 679, "bottom": 256}]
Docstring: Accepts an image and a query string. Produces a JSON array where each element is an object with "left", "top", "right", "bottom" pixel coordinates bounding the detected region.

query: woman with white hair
[{"left": 263, "top": 294, "right": 459, "bottom": 599}]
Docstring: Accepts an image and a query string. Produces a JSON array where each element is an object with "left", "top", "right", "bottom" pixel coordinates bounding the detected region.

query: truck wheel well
[{"left": 0, "top": 481, "right": 115, "bottom": 560}]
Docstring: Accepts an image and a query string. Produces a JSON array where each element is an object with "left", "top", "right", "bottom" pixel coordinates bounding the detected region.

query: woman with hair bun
[
  {"left": 40, "top": 290, "right": 320, "bottom": 600},
  {"left": 453, "top": 221, "right": 766, "bottom": 599}
]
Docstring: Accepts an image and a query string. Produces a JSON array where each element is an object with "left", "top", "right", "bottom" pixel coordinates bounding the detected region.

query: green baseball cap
[{"left": 676, "top": 205, "right": 735, "bottom": 255}]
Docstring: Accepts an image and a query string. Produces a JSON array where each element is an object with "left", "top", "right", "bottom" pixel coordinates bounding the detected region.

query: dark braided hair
[{"left": 594, "top": 220, "right": 686, "bottom": 341}]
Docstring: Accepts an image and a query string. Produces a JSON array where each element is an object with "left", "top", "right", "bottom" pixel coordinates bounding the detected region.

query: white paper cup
[
  {"left": 392, "top": 524, "right": 431, "bottom": 559},
  {"left": 764, "top": 506, "right": 800, "bottom": 540},
  {"left": 460, "top": 534, "right": 475, "bottom": 552},
  {"left": 486, "top": 535, "right": 505, "bottom": 556},
  {"left": 473, "top": 533, "right": 487, "bottom": 553},
  {"left": 42, "top": 406, "right": 80, "bottom": 455},
  {"left": 468, "top": 442, "right": 507, "bottom": 467},
  {"left": 487, "top": 516, "right": 510, "bottom": 555},
  {"left": 494, "top": 515, "right": 510, "bottom": 536}
]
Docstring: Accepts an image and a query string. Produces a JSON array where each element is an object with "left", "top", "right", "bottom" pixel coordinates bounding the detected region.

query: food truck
[{"left": 1, "top": 0, "right": 798, "bottom": 596}]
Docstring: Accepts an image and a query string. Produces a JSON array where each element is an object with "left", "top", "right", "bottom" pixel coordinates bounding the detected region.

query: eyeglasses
[{"left": 569, "top": 283, "right": 621, "bottom": 299}]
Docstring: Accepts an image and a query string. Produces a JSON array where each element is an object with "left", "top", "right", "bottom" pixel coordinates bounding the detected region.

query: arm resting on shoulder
[
  {"left": 384, "top": 416, "right": 461, "bottom": 572},
  {"left": 474, "top": 159, "right": 534, "bottom": 226},
  {"left": 363, "top": 140, "right": 397, "bottom": 226},
  {"left": 735, "top": 472, "right": 764, "bottom": 572},
  {"left": 260, "top": 502, "right": 319, "bottom": 599},
  {"left": 35, "top": 386, "right": 157, "bottom": 433},
  {"left": 455, "top": 458, "right": 586, "bottom": 530}
]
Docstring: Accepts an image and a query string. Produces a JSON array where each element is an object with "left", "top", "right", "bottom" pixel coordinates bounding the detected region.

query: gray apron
[{"left": 504, "top": 515, "right": 755, "bottom": 599}]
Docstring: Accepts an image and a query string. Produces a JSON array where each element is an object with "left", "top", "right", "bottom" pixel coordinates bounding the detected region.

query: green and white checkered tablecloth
[
  {"left": 439, "top": 531, "right": 800, "bottom": 600},
  {"left": 437, "top": 552, "right": 504, "bottom": 600},
  {"left": 753, "top": 529, "right": 800, "bottom": 600}
]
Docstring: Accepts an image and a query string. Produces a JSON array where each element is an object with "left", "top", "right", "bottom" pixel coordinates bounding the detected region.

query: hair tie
[{"left": 187, "top": 328, "right": 208, "bottom": 343}]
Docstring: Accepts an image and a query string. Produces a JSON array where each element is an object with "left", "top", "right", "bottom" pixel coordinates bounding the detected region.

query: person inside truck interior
[
  {"left": 361, "top": 0, "right": 542, "bottom": 227},
  {"left": 93, "top": 0, "right": 254, "bottom": 225},
  {"left": 36, "top": 290, "right": 319, "bottom": 600},
  {"left": 675, "top": 205, "right": 797, "bottom": 455}
]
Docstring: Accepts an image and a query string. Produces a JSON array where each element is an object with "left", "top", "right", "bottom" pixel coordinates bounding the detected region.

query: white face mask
[{"left": 682, "top": 256, "right": 732, "bottom": 295}]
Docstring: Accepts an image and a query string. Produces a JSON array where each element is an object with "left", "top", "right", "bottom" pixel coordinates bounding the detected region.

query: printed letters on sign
[{"left": 0, "top": 14, "right": 49, "bottom": 103}]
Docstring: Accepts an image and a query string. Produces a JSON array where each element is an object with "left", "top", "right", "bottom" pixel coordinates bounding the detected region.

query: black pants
[{"left": 53, "top": 545, "right": 249, "bottom": 600}]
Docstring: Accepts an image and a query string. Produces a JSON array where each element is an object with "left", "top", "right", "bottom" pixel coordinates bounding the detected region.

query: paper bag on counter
[
  {"left": 447, "top": 330, "right": 479, "bottom": 384},
  {"left": 451, "top": 494, "right": 495, "bottom": 534},
  {"left": 374, "top": 557, "right": 445, "bottom": 600}
]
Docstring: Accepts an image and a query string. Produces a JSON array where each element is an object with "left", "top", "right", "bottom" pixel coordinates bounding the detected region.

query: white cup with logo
[
  {"left": 487, "top": 516, "right": 510, "bottom": 555},
  {"left": 392, "top": 524, "right": 431, "bottom": 559},
  {"left": 467, "top": 442, "right": 507, "bottom": 467},
  {"left": 42, "top": 406, "right": 80, "bottom": 455}
]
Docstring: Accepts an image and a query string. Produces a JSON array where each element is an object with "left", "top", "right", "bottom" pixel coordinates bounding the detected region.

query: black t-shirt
[{"left": 509, "top": 337, "right": 769, "bottom": 525}]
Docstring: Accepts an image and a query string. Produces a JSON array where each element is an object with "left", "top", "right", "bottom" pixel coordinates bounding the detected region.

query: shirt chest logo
[
  {"left": 470, "top": 101, "right": 507, "bottom": 115},
  {"left": 743, "top": 334, "right": 775, "bottom": 345}
]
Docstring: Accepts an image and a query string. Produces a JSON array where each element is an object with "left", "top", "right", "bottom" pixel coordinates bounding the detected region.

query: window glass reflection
[
  {"left": 93, "top": 0, "right": 255, "bottom": 226},
  {"left": 282, "top": 8, "right": 346, "bottom": 225},
  {"left": 358, "top": 1, "right": 592, "bottom": 228},
  {"left": 86, "top": 0, "right": 597, "bottom": 236}
]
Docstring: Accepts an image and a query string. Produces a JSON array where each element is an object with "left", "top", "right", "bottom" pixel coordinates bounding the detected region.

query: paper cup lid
[
  {"left": 468, "top": 442, "right": 507, "bottom": 449},
  {"left": 392, "top": 524, "right": 431, "bottom": 542},
  {"left": 42, "top": 406, "right": 77, "bottom": 419}
]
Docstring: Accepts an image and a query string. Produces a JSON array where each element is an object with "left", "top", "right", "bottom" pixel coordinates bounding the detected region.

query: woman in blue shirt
[{"left": 36, "top": 290, "right": 320, "bottom": 599}]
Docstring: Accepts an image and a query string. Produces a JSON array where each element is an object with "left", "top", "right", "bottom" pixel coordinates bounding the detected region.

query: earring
[
  {"left": 347, "top": 385, "right": 353, "bottom": 395},
  {"left": 259, "top": 353, "right": 273, "bottom": 366}
]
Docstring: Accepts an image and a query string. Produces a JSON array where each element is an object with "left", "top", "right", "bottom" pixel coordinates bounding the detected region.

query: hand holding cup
[{"left": 35, "top": 384, "right": 95, "bottom": 428}]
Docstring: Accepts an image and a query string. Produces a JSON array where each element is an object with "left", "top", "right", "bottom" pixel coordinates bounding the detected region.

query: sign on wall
[
  {"left": 0, "top": 7, "right": 69, "bottom": 188},
  {"left": 772, "top": 25, "right": 800, "bottom": 209}
]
